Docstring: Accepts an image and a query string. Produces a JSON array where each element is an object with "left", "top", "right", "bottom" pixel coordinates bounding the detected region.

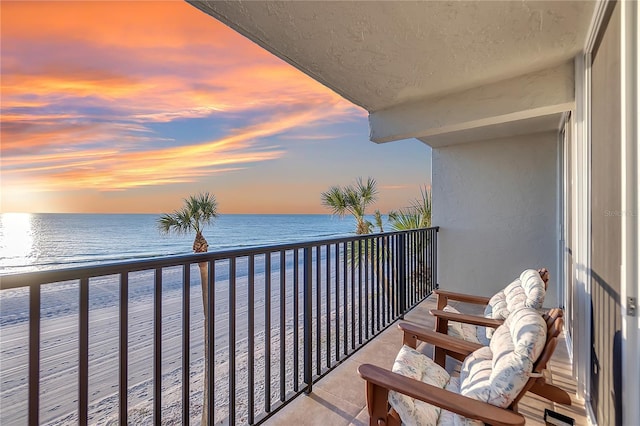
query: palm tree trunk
[{"left": 193, "top": 232, "right": 211, "bottom": 426}]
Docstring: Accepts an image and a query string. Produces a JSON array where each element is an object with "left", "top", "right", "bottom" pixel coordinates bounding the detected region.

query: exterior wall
[
  {"left": 589, "top": 2, "right": 622, "bottom": 423},
  {"left": 432, "top": 131, "right": 559, "bottom": 307}
]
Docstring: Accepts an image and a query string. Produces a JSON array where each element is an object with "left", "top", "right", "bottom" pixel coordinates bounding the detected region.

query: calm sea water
[{"left": 0, "top": 213, "right": 357, "bottom": 275}]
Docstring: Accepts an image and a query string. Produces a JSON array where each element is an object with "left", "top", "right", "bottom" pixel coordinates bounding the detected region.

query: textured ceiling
[{"left": 190, "top": 1, "right": 595, "bottom": 112}]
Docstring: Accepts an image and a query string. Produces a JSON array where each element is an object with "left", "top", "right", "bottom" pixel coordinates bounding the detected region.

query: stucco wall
[{"left": 432, "top": 131, "right": 559, "bottom": 307}]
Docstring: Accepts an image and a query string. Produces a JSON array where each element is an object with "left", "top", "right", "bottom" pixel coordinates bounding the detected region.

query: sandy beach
[{"left": 1, "top": 258, "right": 368, "bottom": 425}]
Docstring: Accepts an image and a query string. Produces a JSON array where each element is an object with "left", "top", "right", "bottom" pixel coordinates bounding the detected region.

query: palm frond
[
  {"left": 158, "top": 192, "right": 219, "bottom": 236},
  {"left": 321, "top": 186, "right": 349, "bottom": 217},
  {"left": 389, "top": 187, "right": 432, "bottom": 231},
  {"left": 322, "top": 177, "right": 379, "bottom": 234}
]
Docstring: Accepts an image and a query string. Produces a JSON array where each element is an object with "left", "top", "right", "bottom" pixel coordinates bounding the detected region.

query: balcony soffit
[{"left": 189, "top": 0, "right": 595, "bottom": 113}]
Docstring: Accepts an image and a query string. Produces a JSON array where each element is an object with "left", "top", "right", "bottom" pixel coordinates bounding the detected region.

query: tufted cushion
[
  {"left": 389, "top": 345, "right": 451, "bottom": 425},
  {"left": 437, "top": 377, "right": 484, "bottom": 426},
  {"left": 459, "top": 307, "right": 547, "bottom": 408},
  {"left": 443, "top": 306, "right": 480, "bottom": 344},
  {"left": 505, "top": 269, "right": 546, "bottom": 311},
  {"left": 479, "top": 269, "right": 546, "bottom": 342}
]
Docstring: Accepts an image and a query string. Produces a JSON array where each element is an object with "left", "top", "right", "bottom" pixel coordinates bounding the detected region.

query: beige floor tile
[
  {"left": 263, "top": 388, "right": 361, "bottom": 426},
  {"left": 349, "top": 407, "right": 369, "bottom": 426},
  {"left": 315, "top": 359, "right": 367, "bottom": 410}
]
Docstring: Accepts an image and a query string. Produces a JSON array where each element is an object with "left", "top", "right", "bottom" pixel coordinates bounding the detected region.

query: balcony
[
  {"left": 267, "top": 294, "right": 588, "bottom": 425},
  {"left": 0, "top": 226, "right": 586, "bottom": 425}
]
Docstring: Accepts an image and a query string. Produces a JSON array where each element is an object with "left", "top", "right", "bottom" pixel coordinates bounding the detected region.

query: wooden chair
[
  {"left": 402, "top": 308, "right": 571, "bottom": 406},
  {"left": 432, "top": 268, "right": 549, "bottom": 365},
  {"left": 358, "top": 308, "right": 565, "bottom": 426}
]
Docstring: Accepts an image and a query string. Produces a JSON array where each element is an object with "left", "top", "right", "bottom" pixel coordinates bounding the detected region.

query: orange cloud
[{"left": 0, "top": 1, "right": 366, "bottom": 213}]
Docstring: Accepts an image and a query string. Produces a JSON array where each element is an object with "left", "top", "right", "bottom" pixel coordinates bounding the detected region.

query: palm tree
[
  {"left": 373, "top": 210, "right": 385, "bottom": 233},
  {"left": 388, "top": 187, "right": 432, "bottom": 231},
  {"left": 321, "top": 177, "right": 378, "bottom": 234},
  {"left": 388, "top": 187, "right": 433, "bottom": 288},
  {"left": 158, "top": 192, "right": 218, "bottom": 426}
]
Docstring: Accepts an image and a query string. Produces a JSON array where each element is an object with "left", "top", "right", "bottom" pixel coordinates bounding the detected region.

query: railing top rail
[{"left": 0, "top": 227, "right": 439, "bottom": 290}]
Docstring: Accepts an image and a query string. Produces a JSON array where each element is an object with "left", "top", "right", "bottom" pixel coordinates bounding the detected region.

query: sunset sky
[{"left": 1, "top": 1, "right": 431, "bottom": 214}]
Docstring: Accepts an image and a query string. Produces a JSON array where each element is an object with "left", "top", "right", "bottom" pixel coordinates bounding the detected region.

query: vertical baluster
[
  {"left": 417, "top": 231, "right": 420, "bottom": 301},
  {"left": 427, "top": 230, "right": 432, "bottom": 294},
  {"left": 182, "top": 266, "right": 190, "bottom": 425},
  {"left": 434, "top": 229, "right": 438, "bottom": 290},
  {"left": 342, "top": 242, "right": 348, "bottom": 355},
  {"left": 315, "top": 246, "right": 321, "bottom": 375},
  {"left": 28, "top": 284, "right": 40, "bottom": 426},
  {"left": 364, "top": 238, "right": 369, "bottom": 340},
  {"left": 325, "top": 244, "right": 331, "bottom": 368},
  {"left": 384, "top": 235, "right": 393, "bottom": 325},
  {"left": 264, "top": 254, "right": 271, "bottom": 411},
  {"left": 410, "top": 231, "right": 414, "bottom": 306},
  {"left": 389, "top": 235, "right": 398, "bottom": 320},
  {"left": 248, "top": 255, "right": 255, "bottom": 424},
  {"left": 350, "top": 240, "right": 355, "bottom": 349},
  {"left": 120, "top": 273, "right": 128, "bottom": 425},
  {"left": 279, "top": 251, "right": 286, "bottom": 401},
  {"left": 303, "top": 247, "right": 312, "bottom": 394},
  {"left": 334, "top": 243, "right": 340, "bottom": 362},
  {"left": 358, "top": 239, "right": 363, "bottom": 345},
  {"left": 400, "top": 234, "right": 407, "bottom": 316},
  {"left": 207, "top": 261, "right": 215, "bottom": 424},
  {"left": 376, "top": 236, "right": 381, "bottom": 332},
  {"left": 154, "top": 268, "right": 162, "bottom": 425},
  {"left": 79, "top": 278, "right": 89, "bottom": 426},
  {"left": 229, "top": 258, "right": 236, "bottom": 425},
  {"left": 293, "top": 249, "right": 299, "bottom": 392},
  {"left": 421, "top": 230, "right": 426, "bottom": 298}
]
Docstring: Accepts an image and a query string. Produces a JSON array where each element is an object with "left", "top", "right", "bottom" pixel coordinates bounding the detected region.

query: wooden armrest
[
  {"left": 398, "top": 322, "right": 482, "bottom": 355},
  {"left": 358, "top": 364, "right": 525, "bottom": 426},
  {"left": 529, "top": 381, "right": 572, "bottom": 406},
  {"left": 430, "top": 309, "right": 504, "bottom": 329},
  {"left": 434, "top": 289, "right": 491, "bottom": 305}
]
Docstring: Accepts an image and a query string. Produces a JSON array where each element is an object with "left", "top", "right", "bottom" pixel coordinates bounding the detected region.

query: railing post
[
  {"left": 434, "top": 227, "right": 439, "bottom": 290},
  {"left": 399, "top": 233, "right": 407, "bottom": 318},
  {"left": 303, "top": 247, "right": 313, "bottom": 394}
]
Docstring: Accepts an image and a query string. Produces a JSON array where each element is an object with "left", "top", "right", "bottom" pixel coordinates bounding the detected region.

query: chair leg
[
  {"left": 366, "top": 381, "right": 391, "bottom": 426},
  {"left": 434, "top": 313, "right": 448, "bottom": 367}
]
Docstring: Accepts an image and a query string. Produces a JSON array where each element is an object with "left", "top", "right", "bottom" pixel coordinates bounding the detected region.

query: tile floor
[{"left": 264, "top": 294, "right": 588, "bottom": 425}]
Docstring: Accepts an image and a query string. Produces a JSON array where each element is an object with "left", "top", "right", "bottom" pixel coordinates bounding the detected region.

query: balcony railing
[{"left": 0, "top": 227, "right": 438, "bottom": 425}]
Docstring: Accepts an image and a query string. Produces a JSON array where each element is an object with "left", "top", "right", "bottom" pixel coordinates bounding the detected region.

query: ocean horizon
[{"left": 0, "top": 213, "right": 362, "bottom": 276}]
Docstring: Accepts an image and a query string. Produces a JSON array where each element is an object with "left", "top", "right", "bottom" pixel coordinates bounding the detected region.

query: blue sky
[{"left": 1, "top": 1, "right": 431, "bottom": 214}]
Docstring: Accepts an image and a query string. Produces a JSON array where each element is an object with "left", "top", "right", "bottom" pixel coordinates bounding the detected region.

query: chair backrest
[
  {"left": 485, "top": 269, "right": 547, "bottom": 320},
  {"left": 479, "top": 269, "right": 546, "bottom": 343},
  {"left": 459, "top": 307, "right": 547, "bottom": 408},
  {"left": 509, "top": 312, "right": 564, "bottom": 409}
]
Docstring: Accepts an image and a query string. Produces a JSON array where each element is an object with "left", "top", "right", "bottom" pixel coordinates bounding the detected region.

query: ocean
[
  {"left": 0, "top": 213, "right": 358, "bottom": 276},
  {"left": 0, "top": 213, "right": 365, "bottom": 424}
]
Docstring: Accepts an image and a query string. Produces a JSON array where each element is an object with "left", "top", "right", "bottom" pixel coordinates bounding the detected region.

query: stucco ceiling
[{"left": 190, "top": 1, "right": 595, "bottom": 113}]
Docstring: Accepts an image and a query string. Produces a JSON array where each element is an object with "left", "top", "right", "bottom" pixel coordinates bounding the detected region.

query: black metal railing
[{"left": 0, "top": 227, "right": 438, "bottom": 425}]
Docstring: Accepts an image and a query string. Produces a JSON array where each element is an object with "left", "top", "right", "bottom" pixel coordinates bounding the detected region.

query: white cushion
[
  {"left": 480, "top": 269, "right": 546, "bottom": 342},
  {"left": 389, "top": 345, "right": 451, "bottom": 425},
  {"left": 433, "top": 378, "right": 485, "bottom": 426},
  {"left": 459, "top": 307, "right": 547, "bottom": 408},
  {"left": 443, "top": 306, "right": 480, "bottom": 344}
]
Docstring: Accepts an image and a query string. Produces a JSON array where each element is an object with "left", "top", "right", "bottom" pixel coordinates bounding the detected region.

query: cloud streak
[{"left": 1, "top": 1, "right": 362, "bottom": 200}]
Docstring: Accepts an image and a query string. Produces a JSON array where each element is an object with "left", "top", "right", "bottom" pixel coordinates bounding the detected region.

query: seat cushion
[
  {"left": 443, "top": 306, "right": 480, "bottom": 344},
  {"left": 459, "top": 307, "right": 547, "bottom": 408},
  {"left": 437, "top": 377, "right": 484, "bottom": 426},
  {"left": 481, "top": 269, "right": 546, "bottom": 342},
  {"left": 389, "top": 345, "right": 451, "bottom": 425}
]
